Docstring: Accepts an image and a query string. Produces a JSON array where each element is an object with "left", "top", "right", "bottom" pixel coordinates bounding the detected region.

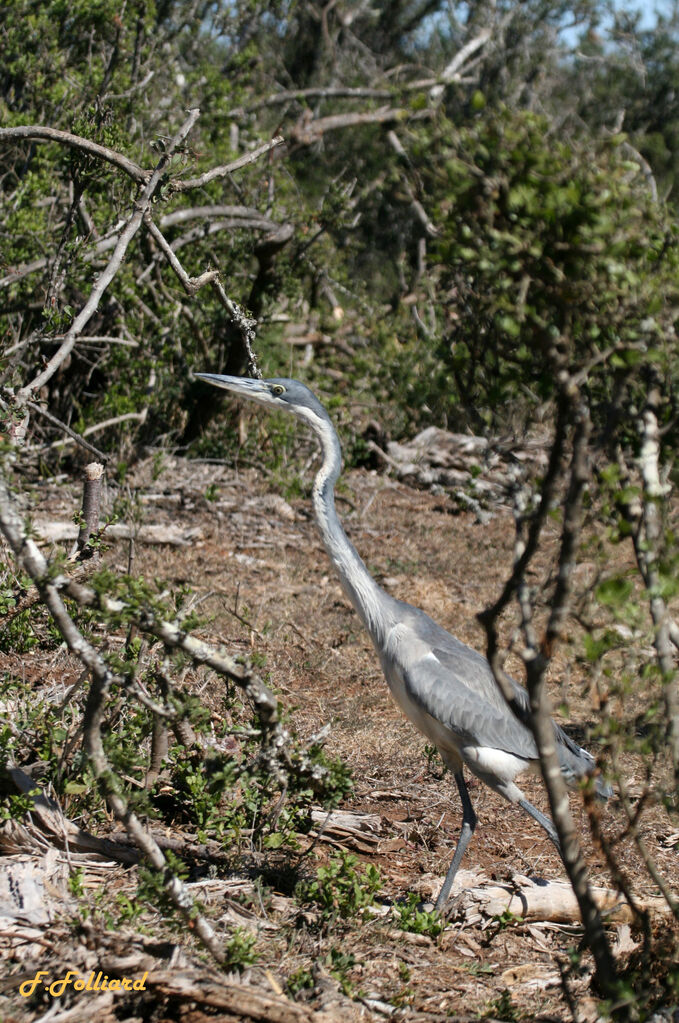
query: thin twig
[
  {"left": 236, "top": 86, "right": 394, "bottom": 114},
  {"left": 479, "top": 383, "right": 618, "bottom": 996},
  {"left": 478, "top": 395, "right": 569, "bottom": 712},
  {"left": 172, "top": 136, "right": 285, "bottom": 192},
  {"left": 101, "top": 69, "right": 156, "bottom": 103},
  {"left": 142, "top": 216, "right": 260, "bottom": 374},
  {"left": 210, "top": 280, "right": 260, "bottom": 378},
  {"left": 288, "top": 107, "right": 435, "bottom": 145},
  {"left": 582, "top": 784, "right": 651, "bottom": 948},
  {"left": 25, "top": 402, "right": 109, "bottom": 462},
  {"left": 610, "top": 747, "right": 679, "bottom": 922},
  {"left": 48, "top": 410, "right": 148, "bottom": 452},
  {"left": 60, "top": 574, "right": 289, "bottom": 773},
  {"left": 429, "top": 28, "right": 493, "bottom": 100},
  {"left": 144, "top": 216, "right": 220, "bottom": 294},
  {"left": 159, "top": 204, "right": 278, "bottom": 229},
  {"left": 635, "top": 381, "right": 679, "bottom": 785},
  {"left": 521, "top": 403, "right": 617, "bottom": 994}
]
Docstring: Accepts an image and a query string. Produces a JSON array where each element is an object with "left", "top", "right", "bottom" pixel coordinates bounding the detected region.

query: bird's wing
[
  {"left": 392, "top": 603, "right": 597, "bottom": 777},
  {"left": 429, "top": 640, "right": 596, "bottom": 779},
  {"left": 402, "top": 651, "right": 539, "bottom": 761},
  {"left": 431, "top": 641, "right": 532, "bottom": 718}
]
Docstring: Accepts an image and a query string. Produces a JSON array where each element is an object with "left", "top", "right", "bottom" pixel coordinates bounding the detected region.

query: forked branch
[
  {"left": 17, "top": 109, "right": 201, "bottom": 400},
  {"left": 520, "top": 403, "right": 617, "bottom": 992}
]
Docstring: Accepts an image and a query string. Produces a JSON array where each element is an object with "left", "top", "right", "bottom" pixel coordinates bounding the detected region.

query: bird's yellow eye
[{"left": 271, "top": 384, "right": 285, "bottom": 396}]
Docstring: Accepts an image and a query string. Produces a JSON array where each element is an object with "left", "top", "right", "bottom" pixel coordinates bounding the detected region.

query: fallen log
[
  {"left": 437, "top": 869, "right": 670, "bottom": 925},
  {"left": 32, "top": 521, "right": 202, "bottom": 546},
  {"left": 308, "top": 808, "right": 383, "bottom": 852},
  {"left": 373, "top": 425, "right": 550, "bottom": 511},
  {"left": 2, "top": 768, "right": 139, "bottom": 864}
]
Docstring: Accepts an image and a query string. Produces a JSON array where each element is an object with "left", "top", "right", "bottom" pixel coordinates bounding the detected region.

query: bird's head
[{"left": 195, "top": 374, "right": 330, "bottom": 427}]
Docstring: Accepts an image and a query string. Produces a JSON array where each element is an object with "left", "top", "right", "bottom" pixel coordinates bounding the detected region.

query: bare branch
[
  {"left": 523, "top": 404, "right": 616, "bottom": 993},
  {"left": 16, "top": 109, "right": 202, "bottom": 400},
  {"left": 60, "top": 574, "right": 287, "bottom": 758},
  {"left": 25, "top": 401, "right": 109, "bottom": 462},
  {"left": 0, "top": 220, "right": 132, "bottom": 286},
  {"left": 611, "top": 748, "right": 679, "bottom": 921},
  {"left": 101, "top": 68, "right": 156, "bottom": 103},
  {"left": 237, "top": 86, "right": 393, "bottom": 113},
  {"left": 620, "top": 140, "right": 659, "bottom": 204},
  {"left": 49, "top": 410, "right": 148, "bottom": 452},
  {"left": 634, "top": 381, "right": 679, "bottom": 783},
  {"left": 289, "top": 107, "right": 435, "bottom": 145},
  {"left": 386, "top": 130, "right": 438, "bottom": 238},
  {"left": 479, "top": 388, "right": 618, "bottom": 995},
  {"left": 159, "top": 204, "right": 278, "bottom": 229},
  {"left": 478, "top": 395, "right": 569, "bottom": 711},
  {"left": 141, "top": 217, "right": 260, "bottom": 373},
  {"left": 158, "top": 217, "right": 281, "bottom": 256},
  {"left": 0, "top": 124, "right": 146, "bottom": 182},
  {"left": 0, "top": 208, "right": 276, "bottom": 291},
  {"left": 231, "top": 75, "right": 484, "bottom": 119},
  {"left": 0, "top": 257, "right": 50, "bottom": 289},
  {"left": 172, "top": 136, "right": 285, "bottom": 192},
  {"left": 582, "top": 784, "right": 652, "bottom": 942},
  {"left": 429, "top": 29, "right": 493, "bottom": 101},
  {"left": 209, "top": 278, "right": 261, "bottom": 378},
  {"left": 144, "top": 216, "right": 220, "bottom": 295},
  {"left": 59, "top": 335, "right": 139, "bottom": 347}
]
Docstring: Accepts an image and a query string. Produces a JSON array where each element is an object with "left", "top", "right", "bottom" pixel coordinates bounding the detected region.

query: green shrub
[{"left": 296, "top": 851, "right": 381, "bottom": 921}]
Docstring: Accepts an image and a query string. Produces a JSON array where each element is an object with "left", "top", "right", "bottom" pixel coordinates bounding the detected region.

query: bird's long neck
[{"left": 308, "top": 412, "right": 391, "bottom": 643}]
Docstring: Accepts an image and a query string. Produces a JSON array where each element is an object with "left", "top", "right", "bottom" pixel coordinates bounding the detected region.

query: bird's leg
[
  {"left": 434, "top": 771, "right": 477, "bottom": 912},
  {"left": 518, "top": 797, "right": 562, "bottom": 855}
]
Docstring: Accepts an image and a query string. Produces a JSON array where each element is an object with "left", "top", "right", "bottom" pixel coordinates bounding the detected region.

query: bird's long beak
[
  {"left": 195, "top": 373, "right": 280, "bottom": 411},
  {"left": 194, "top": 373, "right": 267, "bottom": 399}
]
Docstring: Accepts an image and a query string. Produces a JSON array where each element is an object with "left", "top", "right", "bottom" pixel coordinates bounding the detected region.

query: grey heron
[{"left": 196, "top": 373, "right": 609, "bottom": 910}]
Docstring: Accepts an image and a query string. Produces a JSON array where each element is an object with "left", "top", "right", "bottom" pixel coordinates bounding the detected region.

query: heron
[{"left": 196, "top": 373, "right": 609, "bottom": 910}]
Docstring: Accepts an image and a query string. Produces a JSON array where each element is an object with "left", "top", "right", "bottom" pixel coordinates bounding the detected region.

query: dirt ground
[{"left": 2, "top": 452, "right": 678, "bottom": 1022}]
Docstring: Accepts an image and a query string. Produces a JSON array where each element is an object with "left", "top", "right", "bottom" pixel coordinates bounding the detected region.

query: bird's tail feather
[
  {"left": 556, "top": 726, "right": 612, "bottom": 800},
  {"left": 594, "top": 774, "right": 614, "bottom": 800}
]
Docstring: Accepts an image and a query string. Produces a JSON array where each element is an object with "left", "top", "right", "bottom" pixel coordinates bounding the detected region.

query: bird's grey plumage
[{"left": 197, "top": 373, "right": 609, "bottom": 909}]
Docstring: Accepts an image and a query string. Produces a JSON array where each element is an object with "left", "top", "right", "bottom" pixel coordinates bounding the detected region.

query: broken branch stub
[{"left": 71, "top": 461, "right": 105, "bottom": 559}]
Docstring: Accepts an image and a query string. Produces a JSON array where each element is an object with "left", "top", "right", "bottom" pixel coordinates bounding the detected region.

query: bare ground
[{"left": 1, "top": 455, "right": 677, "bottom": 1022}]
